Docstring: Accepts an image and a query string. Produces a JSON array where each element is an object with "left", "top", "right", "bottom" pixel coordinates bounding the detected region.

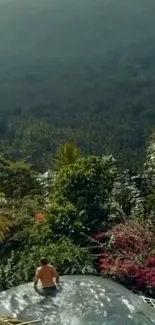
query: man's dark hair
[{"left": 40, "top": 257, "right": 48, "bottom": 265}]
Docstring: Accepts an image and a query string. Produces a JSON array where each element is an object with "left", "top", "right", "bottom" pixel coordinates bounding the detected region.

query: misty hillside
[
  {"left": 0, "top": 0, "right": 155, "bottom": 60},
  {"left": 0, "top": 0, "right": 155, "bottom": 169}
]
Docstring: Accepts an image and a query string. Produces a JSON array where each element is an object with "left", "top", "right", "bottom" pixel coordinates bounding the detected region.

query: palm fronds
[
  {"left": 52, "top": 143, "right": 82, "bottom": 172},
  {"left": 0, "top": 317, "right": 40, "bottom": 325},
  {"left": 0, "top": 216, "right": 12, "bottom": 242}
]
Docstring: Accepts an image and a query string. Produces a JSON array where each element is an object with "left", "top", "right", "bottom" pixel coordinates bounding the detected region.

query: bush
[
  {"left": 51, "top": 155, "right": 123, "bottom": 235},
  {"left": 98, "top": 221, "right": 155, "bottom": 297},
  {"left": 0, "top": 237, "right": 96, "bottom": 291}
]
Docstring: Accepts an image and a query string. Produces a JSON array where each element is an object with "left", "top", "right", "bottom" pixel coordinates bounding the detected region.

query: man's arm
[
  {"left": 52, "top": 266, "right": 59, "bottom": 284},
  {"left": 34, "top": 268, "right": 40, "bottom": 288}
]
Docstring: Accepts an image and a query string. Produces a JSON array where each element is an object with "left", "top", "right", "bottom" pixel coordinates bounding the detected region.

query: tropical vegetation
[{"left": 0, "top": 136, "right": 155, "bottom": 298}]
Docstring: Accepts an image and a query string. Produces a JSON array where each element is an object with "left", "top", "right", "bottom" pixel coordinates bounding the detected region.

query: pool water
[{"left": 0, "top": 275, "right": 154, "bottom": 325}]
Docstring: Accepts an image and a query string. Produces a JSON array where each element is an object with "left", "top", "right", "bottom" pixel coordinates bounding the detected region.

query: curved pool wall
[{"left": 0, "top": 275, "right": 155, "bottom": 325}]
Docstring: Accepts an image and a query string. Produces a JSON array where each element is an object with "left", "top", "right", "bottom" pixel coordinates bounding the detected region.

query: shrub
[
  {"left": 51, "top": 155, "right": 123, "bottom": 235},
  {"left": 98, "top": 221, "right": 155, "bottom": 297},
  {"left": 0, "top": 237, "right": 96, "bottom": 291}
]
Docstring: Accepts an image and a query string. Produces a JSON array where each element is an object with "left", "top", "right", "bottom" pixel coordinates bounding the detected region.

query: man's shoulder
[
  {"left": 48, "top": 264, "right": 55, "bottom": 268},
  {"left": 36, "top": 266, "right": 41, "bottom": 272}
]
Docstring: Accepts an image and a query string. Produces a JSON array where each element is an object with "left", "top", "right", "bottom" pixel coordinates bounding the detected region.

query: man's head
[{"left": 40, "top": 257, "right": 48, "bottom": 266}]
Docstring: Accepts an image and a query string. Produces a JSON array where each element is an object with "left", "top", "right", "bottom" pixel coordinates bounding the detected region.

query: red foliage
[
  {"left": 96, "top": 221, "right": 155, "bottom": 297},
  {"left": 105, "top": 221, "right": 154, "bottom": 255},
  {"left": 35, "top": 212, "right": 45, "bottom": 223},
  {"left": 95, "top": 232, "right": 105, "bottom": 240}
]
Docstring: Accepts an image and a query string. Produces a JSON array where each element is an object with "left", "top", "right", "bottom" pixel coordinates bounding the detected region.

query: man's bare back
[{"left": 34, "top": 257, "right": 59, "bottom": 293}]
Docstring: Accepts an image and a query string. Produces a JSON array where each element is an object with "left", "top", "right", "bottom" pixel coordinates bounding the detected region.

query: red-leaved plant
[{"left": 96, "top": 221, "right": 155, "bottom": 297}]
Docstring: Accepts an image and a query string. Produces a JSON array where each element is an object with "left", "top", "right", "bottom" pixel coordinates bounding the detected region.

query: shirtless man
[{"left": 34, "top": 257, "right": 59, "bottom": 295}]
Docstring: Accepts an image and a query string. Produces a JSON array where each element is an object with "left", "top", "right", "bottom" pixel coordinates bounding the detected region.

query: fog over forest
[{"left": 0, "top": 0, "right": 155, "bottom": 169}]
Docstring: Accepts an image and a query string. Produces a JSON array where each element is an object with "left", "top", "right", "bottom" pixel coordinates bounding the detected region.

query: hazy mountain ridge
[
  {"left": 0, "top": 0, "right": 155, "bottom": 168},
  {"left": 0, "top": 0, "right": 155, "bottom": 60}
]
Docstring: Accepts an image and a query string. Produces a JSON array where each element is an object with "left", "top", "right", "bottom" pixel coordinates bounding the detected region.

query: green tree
[
  {"left": 52, "top": 143, "right": 82, "bottom": 172},
  {"left": 0, "top": 216, "right": 12, "bottom": 242},
  {"left": 0, "top": 192, "right": 12, "bottom": 242},
  {"left": 144, "top": 132, "right": 155, "bottom": 187},
  {"left": 0, "top": 156, "right": 41, "bottom": 198},
  {"left": 113, "top": 132, "right": 155, "bottom": 221},
  {"left": 50, "top": 155, "right": 122, "bottom": 236}
]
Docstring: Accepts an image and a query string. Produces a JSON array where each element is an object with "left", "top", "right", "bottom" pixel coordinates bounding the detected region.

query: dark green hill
[{"left": 0, "top": 0, "right": 155, "bottom": 169}]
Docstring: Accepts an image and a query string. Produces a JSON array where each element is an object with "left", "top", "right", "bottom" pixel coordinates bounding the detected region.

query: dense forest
[
  {"left": 0, "top": 0, "right": 155, "bottom": 170},
  {"left": 1, "top": 0, "right": 155, "bottom": 299}
]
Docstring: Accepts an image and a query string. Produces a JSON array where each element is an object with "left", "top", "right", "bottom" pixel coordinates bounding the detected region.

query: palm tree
[
  {"left": 52, "top": 143, "right": 82, "bottom": 172},
  {"left": 144, "top": 132, "right": 155, "bottom": 186},
  {"left": 0, "top": 193, "right": 12, "bottom": 241},
  {"left": 0, "top": 215, "right": 12, "bottom": 241}
]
